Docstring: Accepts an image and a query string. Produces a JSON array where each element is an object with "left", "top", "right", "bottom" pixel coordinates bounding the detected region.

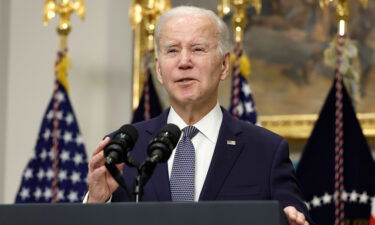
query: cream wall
[
  {"left": 0, "top": 0, "right": 133, "bottom": 203},
  {"left": 0, "top": 0, "right": 10, "bottom": 204}
]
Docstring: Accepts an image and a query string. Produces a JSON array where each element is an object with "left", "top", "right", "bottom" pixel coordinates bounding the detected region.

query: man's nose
[{"left": 178, "top": 50, "right": 193, "bottom": 70}]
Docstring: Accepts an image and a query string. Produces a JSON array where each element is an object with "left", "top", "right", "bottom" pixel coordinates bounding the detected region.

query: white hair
[{"left": 154, "top": 6, "right": 230, "bottom": 56}]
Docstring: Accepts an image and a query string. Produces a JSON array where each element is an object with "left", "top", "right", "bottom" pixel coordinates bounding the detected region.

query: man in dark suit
[{"left": 87, "top": 6, "right": 311, "bottom": 225}]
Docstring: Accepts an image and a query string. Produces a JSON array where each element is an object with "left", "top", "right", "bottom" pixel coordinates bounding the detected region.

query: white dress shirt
[{"left": 167, "top": 103, "right": 223, "bottom": 201}]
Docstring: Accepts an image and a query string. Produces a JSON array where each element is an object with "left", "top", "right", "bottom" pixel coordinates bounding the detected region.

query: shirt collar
[{"left": 167, "top": 103, "right": 223, "bottom": 143}]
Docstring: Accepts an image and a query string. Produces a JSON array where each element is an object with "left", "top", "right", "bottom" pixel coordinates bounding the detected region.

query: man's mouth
[{"left": 177, "top": 78, "right": 194, "bottom": 83}]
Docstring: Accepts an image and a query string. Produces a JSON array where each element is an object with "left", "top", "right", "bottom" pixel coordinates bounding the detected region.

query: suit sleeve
[{"left": 270, "top": 138, "right": 315, "bottom": 224}]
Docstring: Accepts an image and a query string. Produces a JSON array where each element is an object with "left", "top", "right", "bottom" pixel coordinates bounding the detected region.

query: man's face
[{"left": 155, "top": 14, "right": 229, "bottom": 108}]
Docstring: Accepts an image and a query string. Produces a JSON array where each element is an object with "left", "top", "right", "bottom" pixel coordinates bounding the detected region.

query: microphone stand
[
  {"left": 133, "top": 157, "right": 157, "bottom": 202},
  {"left": 133, "top": 174, "right": 144, "bottom": 202},
  {"left": 105, "top": 153, "right": 140, "bottom": 202}
]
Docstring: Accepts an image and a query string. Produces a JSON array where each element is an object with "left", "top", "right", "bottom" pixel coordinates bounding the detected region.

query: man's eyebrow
[
  {"left": 191, "top": 41, "right": 209, "bottom": 47},
  {"left": 163, "top": 42, "right": 180, "bottom": 48}
]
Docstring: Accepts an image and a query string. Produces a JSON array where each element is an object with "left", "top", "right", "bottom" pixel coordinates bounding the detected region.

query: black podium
[{"left": 0, "top": 201, "right": 289, "bottom": 225}]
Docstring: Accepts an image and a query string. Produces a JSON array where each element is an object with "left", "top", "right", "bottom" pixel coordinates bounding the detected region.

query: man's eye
[
  {"left": 193, "top": 48, "right": 204, "bottom": 52},
  {"left": 167, "top": 49, "right": 178, "bottom": 53}
]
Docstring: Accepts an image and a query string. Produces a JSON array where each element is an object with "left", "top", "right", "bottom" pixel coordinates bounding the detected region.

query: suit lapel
[
  {"left": 199, "top": 109, "right": 244, "bottom": 201},
  {"left": 149, "top": 162, "right": 171, "bottom": 201},
  {"left": 145, "top": 109, "right": 172, "bottom": 201}
]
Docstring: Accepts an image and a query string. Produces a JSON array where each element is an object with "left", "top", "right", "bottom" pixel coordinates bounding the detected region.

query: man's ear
[
  {"left": 155, "top": 56, "right": 163, "bottom": 84},
  {"left": 220, "top": 52, "right": 231, "bottom": 81}
]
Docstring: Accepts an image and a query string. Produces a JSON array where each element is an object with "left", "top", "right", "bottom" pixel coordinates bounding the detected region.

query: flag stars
[
  {"left": 57, "top": 190, "right": 65, "bottom": 201},
  {"left": 45, "top": 110, "right": 63, "bottom": 121},
  {"left": 75, "top": 134, "right": 83, "bottom": 146},
  {"left": 46, "top": 169, "right": 54, "bottom": 180},
  {"left": 48, "top": 149, "right": 55, "bottom": 161},
  {"left": 71, "top": 172, "right": 81, "bottom": 184},
  {"left": 68, "top": 191, "right": 78, "bottom": 202},
  {"left": 34, "top": 188, "right": 42, "bottom": 200},
  {"left": 37, "top": 169, "right": 45, "bottom": 180},
  {"left": 56, "top": 91, "right": 65, "bottom": 103},
  {"left": 44, "top": 188, "right": 52, "bottom": 200},
  {"left": 46, "top": 110, "right": 54, "bottom": 120},
  {"left": 24, "top": 168, "right": 33, "bottom": 180},
  {"left": 311, "top": 196, "right": 321, "bottom": 207},
  {"left": 236, "top": 104, "right": 244, "bottom": 116},
  {"left": 43, "top": 129, "right": 51, "bottom": 141},
  {"left": 359, "top": 191, "right": 369, "bottom": 204},
  {"left": 63, "top": 131, "right": 72, "bottom": 143},
  {"left": 322, "top": 192, "right": 332, "bottom": 204},
  {"left": 73, "top": 153, "right": 83, "bottom": 166},
  {"left": 60, "top": 150, "right": 70, "bottom": 163},
  {"left": 16, "top": 83, "right": 89, "bottom": 204},
  {"left": 58, "top": 170, "right": 68, "bottom": 181},
  {"left": 242, "top": 83, "right": 251, "bottom": 96},
  {"left": 349, "top": 190, "right": 358, "bottom": 202},
  {"left": 39, "top": 149, "right": 48, "bottom": 161},
  {"left": 65, "top": 113, "right": 74, "bottom": 125},
  {"left": 19, "top": 188, "right": 30, "bottom": 200},
  {"left": 341, "top": 190, "right": 349, "bottom": 202},
  {"left": 308, "top": 190, "right": 375, "bottom": 209},
  {"left": 245, "top": 102, "right": 254, "bottom": 113}
]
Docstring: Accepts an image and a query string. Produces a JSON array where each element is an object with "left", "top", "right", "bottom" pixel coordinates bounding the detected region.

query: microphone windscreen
[
  {"left": 159, "top": 123, "right": 181, "bottom": 147},
  {"left": 117, "top": 124, "right": 139, "bottom": 145}
]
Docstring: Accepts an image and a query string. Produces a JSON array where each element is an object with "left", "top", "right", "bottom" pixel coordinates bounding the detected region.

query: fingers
[
  {"left": 92, "top": 137, "right": 111, "bottom": 156},
  {"left": 284, "top": 206, "right": 297, "bottom": 224},
  {"left": 87, "top": 137, "right": 120, "bottom": 203},
  {"left": 88, "top": 165, "right": 107, "bottom": 184},
  {"left": 295, "top": 213, "right": 306, "bottom": 225},
  {"left": 89, "top": 151, "right": 105, "bottom": 173},
  {"left": 283, "top": 206, "right": 308, "bottom": 225},
  {"left": 89, "top": 137, "right": 111, "bottom": 173},
  {"left": 87, "top": 165, "right": 112, "bottom": 203}
]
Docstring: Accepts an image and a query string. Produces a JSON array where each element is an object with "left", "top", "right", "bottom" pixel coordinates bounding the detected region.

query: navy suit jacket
[{"left": 112, "top": 107, "right": 311, "bottom": 221}]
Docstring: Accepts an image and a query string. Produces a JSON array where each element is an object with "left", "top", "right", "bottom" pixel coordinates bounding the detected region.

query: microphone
[
  {"left": 134, "top": 123, "right": 181, "bottom": 200},
  {"left": 104, "top": 124, "right": 138, "bottom": 165},
  {"left": 147, "top": 123, "right": 181, "bottom": 164},
  {"left": 104, "top": 124, "right": 138, "bottom": 201}
]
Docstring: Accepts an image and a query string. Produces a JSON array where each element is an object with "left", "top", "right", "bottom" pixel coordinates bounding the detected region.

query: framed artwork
[
  {"left": 236, "top": 0, "right": 375, "bottom": 143},
  {"left": 131, "top": 0, "right": 375, "bottom": 147}
]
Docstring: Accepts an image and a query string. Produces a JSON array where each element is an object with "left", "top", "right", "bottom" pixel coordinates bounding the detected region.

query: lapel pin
[{"left": 226, "top": 140, "right": 236, "bottom": 146}]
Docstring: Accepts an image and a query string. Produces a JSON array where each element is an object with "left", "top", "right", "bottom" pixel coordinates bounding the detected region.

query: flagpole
[
  {"left": 218, "top": 0, "right": 261, "bottom": 124},
  {"left": 334, "top": 25, "right": 345, "bottom": 225},
  {"left": 129, "top": 0, "right": 170, "bottom": 111},
  {"left": 319, "top": 0, "right": 368, "bottom": 224},
  {"left": 226, "top": 1, "right": 248, "bottom": 119},
  {"left": 42, "top": 0, "right": 85, "bottom": 203}
]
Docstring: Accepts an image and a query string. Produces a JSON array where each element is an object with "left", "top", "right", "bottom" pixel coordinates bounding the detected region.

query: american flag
[
  {"left": 296, "top": 78, "right": 375, "bottom": 224},
  {"left": 15, "top": 51, "right": 88, "bottom": 203},
  {"left": 229, "top": 42, "right": 258, "bottom": 125},
  {"left": 132, "top": 50, "right": 162, "bottom": 123}
]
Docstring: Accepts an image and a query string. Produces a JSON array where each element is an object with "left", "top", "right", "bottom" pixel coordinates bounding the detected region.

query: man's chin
[{"left": 171, "top": 96, "right": 199, "bottom": 106}]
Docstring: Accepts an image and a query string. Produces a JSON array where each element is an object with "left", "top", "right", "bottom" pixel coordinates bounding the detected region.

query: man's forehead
[
  {"left": 161, "top": 14, "right": 216, "bottom": 32},
  {"left": 159, "top": 16, "right": 217, "bottom": 44}
]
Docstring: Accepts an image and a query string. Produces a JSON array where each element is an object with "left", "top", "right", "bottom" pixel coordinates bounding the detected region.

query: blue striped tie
[{"left": 170, "top": 126, "right": 199, "bottom": 201}]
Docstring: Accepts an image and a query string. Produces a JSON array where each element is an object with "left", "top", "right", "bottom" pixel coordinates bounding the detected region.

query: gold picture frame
[{"left": 130, "top": 1, "right": 375, "bottom": 147}]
